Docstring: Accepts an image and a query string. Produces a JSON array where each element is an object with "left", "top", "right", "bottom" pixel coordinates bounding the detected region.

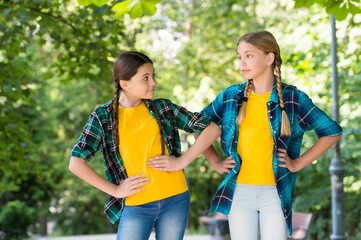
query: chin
[{"left": 144, "top": 94, "right": 154, "bottom": 99}]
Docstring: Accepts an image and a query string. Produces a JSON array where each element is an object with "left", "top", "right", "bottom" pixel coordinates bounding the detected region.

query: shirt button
[
  {"left": 274, "top": 131, "right": 276, "bottom": 133},
  {"left": 270, "top": 116, "right": 273, "bottom": 119},
  {"left": 280, "top": 195, "right": 283, "bottom": 197}
]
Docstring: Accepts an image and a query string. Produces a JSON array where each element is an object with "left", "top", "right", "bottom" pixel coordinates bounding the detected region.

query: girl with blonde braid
[
  {"left": 199, "top": 30, "right": 342, "bottom": 239},
  {"left": 69, "top": 51, "right": 222, "bottom": 240}
]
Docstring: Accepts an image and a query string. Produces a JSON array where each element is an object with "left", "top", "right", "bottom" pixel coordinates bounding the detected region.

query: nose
[
  {"left": 240, "top": 59, "right": 246, "bottom": 67},
  {"left": 150, "top": 77, "right": 157, "bottom": 87}
]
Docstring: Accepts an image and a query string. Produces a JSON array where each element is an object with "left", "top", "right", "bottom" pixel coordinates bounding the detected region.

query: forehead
[
  {"left": 135, "top": 63, "right": 154, "bottom": 76},
  {"left": 237, "top": 41, "right": 261, "bottom": 54}
]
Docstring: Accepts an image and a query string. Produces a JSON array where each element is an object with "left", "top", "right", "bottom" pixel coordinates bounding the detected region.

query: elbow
[
  {"left": 69, "top": 156, "right": 83, "bottom": 174},
  {"left": 336, "top": 133, "right": 342, "bottom": 141},
  {"left": 328, "top": 133, "right": 342, "bottom": 145},
  {"left": 68, "top": 158, "right": 75, "bottom": 173},
  {"left": 212, "top": 122, "right": 222, "bottom": 137}
]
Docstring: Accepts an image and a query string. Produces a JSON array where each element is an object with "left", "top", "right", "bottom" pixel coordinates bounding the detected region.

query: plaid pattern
[
  {"left": 201, "top": 80, "right": 342, "bottom": 235},
  {"left": 71, "top": 98, "right": 211, "bottom": 224}
]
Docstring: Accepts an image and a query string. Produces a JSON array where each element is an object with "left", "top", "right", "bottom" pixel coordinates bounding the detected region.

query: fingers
[
  {"left": 116, "top": 174, "right": 149, "bottom": 198},
  {"left": 130, "top": 188, "right": 145, "bottom": 194},
  {"left": 127, "top": 174, "right": 146, "bottom": 180},
  {"left": 130, "top": 176, "right": 149, "bottom": 186},
  {"left": 147, "top": 156, "right": 181, "bottom": 171},
  {"left": 278, "top": 148, "right": 287, "bottom": 153},
  {"left": 223, "top": 157, "right": 236, "bottom": 170},
  {"left": 147, "top": 161, "right": 166, "bottom": 169},
  {"left": 149, "top": 155, "right": 167, "bottom": 161},
  {"left": 223, "top": 163, "right": 235, "bottom": 169},
  {"left": 147, "top": 155, "right": 168, "bottom": 167},
  {"left": 224, "top": 168, "right": 231, "bottom": 173},
  {"left": 224, "top": 158, "right": 236, "bottom": 163}
]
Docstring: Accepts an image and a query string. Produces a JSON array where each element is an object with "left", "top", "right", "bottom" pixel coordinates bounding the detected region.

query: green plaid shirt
[{"left": 71, "top": 98, "right": 211, "bottom": 224}]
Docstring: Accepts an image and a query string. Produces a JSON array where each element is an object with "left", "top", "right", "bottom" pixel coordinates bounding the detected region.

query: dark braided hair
[{"left": 112, "top": 51, "right": 153, "bottom": 147}]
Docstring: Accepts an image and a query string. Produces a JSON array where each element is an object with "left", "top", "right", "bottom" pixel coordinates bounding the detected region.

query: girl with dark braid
[
  {"left": 198, "top": 30, "right": 342, "bottom": 239},
  {"left": 69, "top": 51, "right": 222, "bottom": 240}
]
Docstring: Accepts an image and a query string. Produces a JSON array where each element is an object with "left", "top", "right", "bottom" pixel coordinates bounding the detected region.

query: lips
[{"left": 241, "top": 70, "right": 250, "bottom": 74}]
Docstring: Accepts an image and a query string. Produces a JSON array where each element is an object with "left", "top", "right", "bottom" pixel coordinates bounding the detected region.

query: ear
[
  {"left": 266, "top": 52, "right": 275, "bottom": 66},
  {"left": 119, "top": 80, "right": 128, "bottom": 90}
]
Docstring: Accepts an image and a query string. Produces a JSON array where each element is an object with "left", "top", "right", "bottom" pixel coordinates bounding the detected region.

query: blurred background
[{"left": 0, "top": 0, "right": 360, "bottom": 239}]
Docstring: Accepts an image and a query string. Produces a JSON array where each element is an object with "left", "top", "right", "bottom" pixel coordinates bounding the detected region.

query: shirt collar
[
  {"left": 106, "top": 99, "right": 152, "bottom": 113},
  {"left": 143, "top": 99, "right": 151, "bottom": 108},
  {"left": 234, "top": 76, "right": 279, "bottom": 103}
]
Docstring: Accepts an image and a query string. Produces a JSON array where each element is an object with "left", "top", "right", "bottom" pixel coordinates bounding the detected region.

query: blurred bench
[
  {"left": 199, "top": 212, "right": 230, "bottom": 240},
  {"left": 288, "top": 212, "right": 313, "bottom": 240}
]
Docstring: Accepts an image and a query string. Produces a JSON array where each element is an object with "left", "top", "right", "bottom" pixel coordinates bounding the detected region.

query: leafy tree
[
  {"left": 0, "top": 0, "right": 133, "bottom": 237},
  {"left": 0, "top": 200, "right": 36, "bottom": 239},
  {"left": 130, "top": 0, "right": 361, "bottom": 238},
  {"left": 1, "top": 0, "right": 360, "bottom": 238},
  {"left": 293, "top": 0, "right": 361, "bottom": 20}
]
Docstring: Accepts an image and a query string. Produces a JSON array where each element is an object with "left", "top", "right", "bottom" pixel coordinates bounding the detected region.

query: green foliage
[
  {"left": 0, "top": 0, "right": 130, "bottom": 237},
  {"left": 52, "top": 158, "right": 117, "bottom": 235},
  {"left": 293, "top": 0, "right": 361, "bottom": 20},
  {"left": 1, "top": 0, "right": 361, "bottom": 238},
  {"left": 0, "top": 200, "right": 36, "bottom": 239},
  {"left": 135, "top": 0, "right": 361, "bottom": 238},
  {"left": 77, "top": 0, "right": 161, "bottom": 19}
]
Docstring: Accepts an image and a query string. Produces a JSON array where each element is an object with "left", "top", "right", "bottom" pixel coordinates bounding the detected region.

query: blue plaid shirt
[{"left": 201, "top": 80, "right": 342, "bottom": 235}]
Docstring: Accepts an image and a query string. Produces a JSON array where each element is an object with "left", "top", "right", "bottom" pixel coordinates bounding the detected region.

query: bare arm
[
  {"left": 69, "top": 156, "right": 148, "bottom": 198},
  {"left": 278, "top": 134, "right": 342, "bottom": 172},
  {"left": 147, "top": 122, "right": 222, "bottom": 171}
]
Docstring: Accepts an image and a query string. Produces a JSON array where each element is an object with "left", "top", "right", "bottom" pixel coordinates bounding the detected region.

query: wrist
[
  {"left": 112, "top": 182, "right": 121, "bottom": 198},
  {"left": 293, "top": 158, "right": 303, "bottom": 172},
  {"left": 209, "top": 156, "right": 222, "bottom": 167},
  {"left": 178, "top": 155, "right": 190, "bottom": 169}
]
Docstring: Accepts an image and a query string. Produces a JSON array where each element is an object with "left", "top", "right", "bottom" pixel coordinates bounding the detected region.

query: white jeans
[{"left": 228, "top": 184, "right": 288, "bottom": 240}]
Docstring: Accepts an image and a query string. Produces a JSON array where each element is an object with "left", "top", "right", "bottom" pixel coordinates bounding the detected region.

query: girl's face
[
  {"left": 120, "top": 63, "right": 157, "bottom": 100},
  {"left": 237, "top": 41, "right": 274, "bottom": 81}
]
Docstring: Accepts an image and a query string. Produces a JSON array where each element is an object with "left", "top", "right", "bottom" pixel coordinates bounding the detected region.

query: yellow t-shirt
[
  {"left": 237, "top": 90, "right": 275, "bottom": 185},
  {"left": 118, "top": 102, "right": 188, "bottom": 205}
]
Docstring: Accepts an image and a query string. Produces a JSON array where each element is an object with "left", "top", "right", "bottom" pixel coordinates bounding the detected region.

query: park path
[{"left": 36, "top": 233, "right": 212, "bottom": 240}]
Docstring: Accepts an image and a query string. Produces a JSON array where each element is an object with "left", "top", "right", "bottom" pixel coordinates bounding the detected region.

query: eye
[
  {"left": 247, "top": 54, "right": 252, "bottom": 58},
  {"left": 144, "top": 76, "right": 149, "bottom": 81}
]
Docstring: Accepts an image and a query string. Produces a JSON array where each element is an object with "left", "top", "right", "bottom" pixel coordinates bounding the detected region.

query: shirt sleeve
[
  {"left": 298, "top": 92, "right": 342, "bottom": 138},
  {"left": 71, "top": 111, "right": 103, "bottom": 161},
  {"left": 200, "top": 90, "right": 224, "bottom": 125},
  {"left": 171, "top": 102, "right": 212, "bottom": 134}
]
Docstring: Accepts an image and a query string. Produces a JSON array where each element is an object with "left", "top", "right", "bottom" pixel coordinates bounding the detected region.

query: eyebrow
[
  {"left": 141, "top": 68, "right": 155, "bottom": 77},
  {"left": 237, "top": 50, "right": 253, "bottom": 55}
]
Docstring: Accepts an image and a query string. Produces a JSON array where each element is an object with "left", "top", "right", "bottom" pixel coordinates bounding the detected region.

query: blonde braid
[
  {"left": 112, "top": 84, "right": 121, "bottom": 147},
  {"left": 237, "top": 79, "right": 253, "bottom": 124},
  {"left": 275, "top": 57, "right": 291, "bottom": 136}
]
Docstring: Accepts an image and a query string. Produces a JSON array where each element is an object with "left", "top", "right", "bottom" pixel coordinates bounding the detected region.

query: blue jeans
[
  {"left": 117, "top": 191, "right": 190, "bottom": 240},
  {"left": 228, "top": 184, "right": 288, "bottom": 240}
]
